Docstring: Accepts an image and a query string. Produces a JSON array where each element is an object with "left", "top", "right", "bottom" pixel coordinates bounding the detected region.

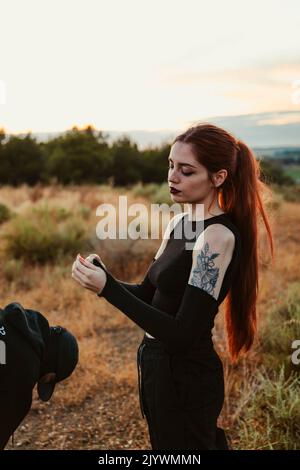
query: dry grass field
[{"left": 0, "top": 183, "right": 299, "bottom": 450}]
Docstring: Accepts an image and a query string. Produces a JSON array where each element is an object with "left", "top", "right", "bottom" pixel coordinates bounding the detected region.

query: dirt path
[{"left": 5, "top": 328, "right": 152, "bottom": 450}]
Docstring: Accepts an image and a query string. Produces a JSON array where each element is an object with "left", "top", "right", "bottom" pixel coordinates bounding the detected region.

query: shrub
[
  {"left": 30, "top": 202, "right": 72, "bottom": 222},
  {"left": 0, "top": 202, "right": 12, "bottom": 224},
  {"left": 260, "top": 159, "right": 295, "bottom": 186},
  {"left": 234, "top": 366, "right": 300, "bottom": 450},
  {"left": 2, "top": 258, "right": 24, "bottom": 282},
  {"left": 273, "top": 184, "right": 300, "bottom": 203},
  {"left": 2, "top": 206, "right": 87, "bottom": 264},
  {"left": 131, "top": 182, "right": 160, "bottom": 199},
  {"left": 150, "top": 183, "right": 173, "bottom": 205},
  {"left": 259, "top": 282, "right": 300, "bottom": 372}
]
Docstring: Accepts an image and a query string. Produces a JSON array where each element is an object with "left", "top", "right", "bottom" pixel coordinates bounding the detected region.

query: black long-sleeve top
[{"left": 98, "top": 212, "right": 241, "bottom": 355}]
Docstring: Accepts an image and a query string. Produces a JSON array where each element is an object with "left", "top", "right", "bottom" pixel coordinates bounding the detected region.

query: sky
[{"left": 0, "top": 0, "right": 300, "bottom": 134}]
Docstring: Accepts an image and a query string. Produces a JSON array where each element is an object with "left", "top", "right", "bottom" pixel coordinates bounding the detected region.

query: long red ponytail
[{"left": 173, "top": 123, "right": 274, "bottom": 362}]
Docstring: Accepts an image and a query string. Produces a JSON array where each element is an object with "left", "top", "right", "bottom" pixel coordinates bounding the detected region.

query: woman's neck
[{"left": 186, "top": 203, "right": 225, "bottom": 221}]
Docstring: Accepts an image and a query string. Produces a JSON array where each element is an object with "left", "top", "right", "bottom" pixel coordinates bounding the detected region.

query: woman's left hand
[{"left": 71, "top": 254, "right": 107, "bottom": 295}]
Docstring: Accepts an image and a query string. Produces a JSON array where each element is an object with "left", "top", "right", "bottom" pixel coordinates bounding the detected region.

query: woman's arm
[
  {"left": 117, "top": 257, "right": 156, "bottom": 304},
  {"left": 99, "top": 224, "right": 236, "bottom": 354}
]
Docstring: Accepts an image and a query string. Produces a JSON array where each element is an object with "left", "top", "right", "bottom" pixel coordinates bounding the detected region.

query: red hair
[{"left": 173, "top": 123, "right": 274, "bottom": 363}]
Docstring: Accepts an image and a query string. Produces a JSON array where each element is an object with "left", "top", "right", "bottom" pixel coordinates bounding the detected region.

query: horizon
[{"left": 2, "top": 109, "right": 300, "bottom": 150}]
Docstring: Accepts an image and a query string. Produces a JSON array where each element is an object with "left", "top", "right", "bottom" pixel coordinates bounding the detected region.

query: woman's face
[{"left": 168, "top": 141, "right": 214, "bottom": 203}]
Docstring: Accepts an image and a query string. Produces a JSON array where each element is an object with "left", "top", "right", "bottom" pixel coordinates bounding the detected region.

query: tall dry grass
[{"left": 0, "top": 183, "right": 299, "bottom": 449}]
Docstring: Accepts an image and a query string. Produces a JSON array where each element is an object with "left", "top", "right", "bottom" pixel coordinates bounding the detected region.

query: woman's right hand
[{"left": 84, "top": 253, "right": 107, "bottom": 271}]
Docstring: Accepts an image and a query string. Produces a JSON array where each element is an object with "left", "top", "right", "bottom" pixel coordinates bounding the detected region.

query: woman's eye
[{"left": 168, "top": 165, "right": 192, "bottom": 176}]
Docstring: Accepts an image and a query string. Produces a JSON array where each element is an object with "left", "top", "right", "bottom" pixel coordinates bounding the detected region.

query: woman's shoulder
[
  {"left": 204, "top": 215, "right": 241, "bottom": 246},
  {"left": 201, "top": 222, "right": 235, "bottom": 246},
  {"left": 192, "top": 221, "right": 235, "bottom": 254}
]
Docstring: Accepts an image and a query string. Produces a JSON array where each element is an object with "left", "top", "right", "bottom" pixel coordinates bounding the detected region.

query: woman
[{"left": 71, "top": 123, "right": 274, "bottom": 450}]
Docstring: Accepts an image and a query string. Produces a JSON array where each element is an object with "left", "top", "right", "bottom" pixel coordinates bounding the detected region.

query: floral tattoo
[{"left": 190, "top": 242, "right": 220, "bottom": 295}]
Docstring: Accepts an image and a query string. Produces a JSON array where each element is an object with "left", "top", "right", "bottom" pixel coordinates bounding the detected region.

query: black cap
[{"left": 37, "top": 326, "right": 79, "bottom": 402}]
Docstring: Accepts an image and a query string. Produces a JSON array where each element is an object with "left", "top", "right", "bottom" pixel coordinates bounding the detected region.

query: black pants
[{"left": 137, "top": 334, "right": 229, "bottom": 450}]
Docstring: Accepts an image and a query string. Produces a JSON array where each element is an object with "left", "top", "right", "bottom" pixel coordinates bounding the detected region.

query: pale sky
[{"left": 0, "top": 0, "right": 300, "bottom": 133}]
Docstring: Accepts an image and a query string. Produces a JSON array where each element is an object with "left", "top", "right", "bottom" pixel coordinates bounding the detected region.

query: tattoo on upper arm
[{"left": 190, "top": 242, "right": 220, "bottom": 295}]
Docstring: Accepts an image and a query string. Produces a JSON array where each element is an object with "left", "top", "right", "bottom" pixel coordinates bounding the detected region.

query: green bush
[
  {"left": 260, "top": 159, "right": 295, "bottom": 186},
  {"left": 2, "top": 258, "right": 34, "bottom": 289},
  {"left": 31, "top": 203, "right": 72, "bottom": 222},
  {"left": 131, "top": 181, "right": 184, "bottom": 205},
  {"left": 3, "top": 258, "right": 24, "bottom": 282},
  {"left": 2, "top": 206, "right": 87, "bottom": 264},
  {"left": 272, "top": 184, "right": 300, "bottom": 203},
  {"left": 78, "top": 204, "right": 91, "bottom": 220},
  {"left": 259, "top": 282, "right": 300, "bottom": 372},
  {"left": 150, "top": 183, "right": 173, "bottom": 205},
  {"left": 234, "top": 366, "right": 300, "bottom": 449},
  {"left": 131, "top": 182, "right": 160, "bottom": 199},
  {"left": 0, "top": 202, "right": 12, "bottom": 224}
]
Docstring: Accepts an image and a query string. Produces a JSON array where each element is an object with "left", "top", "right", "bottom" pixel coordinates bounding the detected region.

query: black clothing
[
  {"left": 0, "top": 302, "right": 79, "bottom": 449},
  {"left": 99, "top": 212, "right": 241, "bottom": 449},
  {"left": 137, "top": 334, "right": 228, "bottom": 449},
  {"left": 99, "top": 213, "right": 241, "bottom": 353},
  {"left": 0, "top": 303, "right": 50, "bottom": 450}
]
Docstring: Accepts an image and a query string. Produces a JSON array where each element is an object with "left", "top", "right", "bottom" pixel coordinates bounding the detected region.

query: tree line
[{"left": 0, "top": 125, "right": 294, "bottom": 187}]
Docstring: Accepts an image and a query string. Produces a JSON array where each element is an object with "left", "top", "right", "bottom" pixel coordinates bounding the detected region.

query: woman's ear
[{"left": 213, "top": 169, "right": 227, "bottom": 188}]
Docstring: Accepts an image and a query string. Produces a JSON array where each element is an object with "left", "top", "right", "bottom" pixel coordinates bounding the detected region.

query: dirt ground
[{"left": 5, "top": 327, "right": 152, "bottom": 450}]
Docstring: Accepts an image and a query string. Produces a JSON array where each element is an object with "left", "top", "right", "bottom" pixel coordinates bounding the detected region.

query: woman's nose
[{"left": 168, "top": 168, "right": 180, "bottom": 183}]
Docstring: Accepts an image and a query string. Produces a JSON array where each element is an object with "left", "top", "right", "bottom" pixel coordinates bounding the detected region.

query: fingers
[
  {"left": 79, "top": 255, "right": 99, "bottom": 271},
  {"left": 71, "top": 267, "right": 85, "bottom": 284},
  {"left": 77, "top": 254, "right": 98, "bottom": 272},
  {"left": 72, "top": 257, "right": 93, "bottom": 279},
  {"left": 86, "top": 253, "right": 101, "bottom": 263},
  {"left": 85, "top": 254, "right": 96, "bottom": 264},
  {"left": 73, "top": 258, "right": 88, "bottom": 276},
  {"left": 86, "top": 253, "right": 106, "bottom": 269},
  {"left": 72, "top": 265, "right": 95, "bottom": 290},
  {"left": 71, "top": 254, "right": 105, "bottom": 290}
]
